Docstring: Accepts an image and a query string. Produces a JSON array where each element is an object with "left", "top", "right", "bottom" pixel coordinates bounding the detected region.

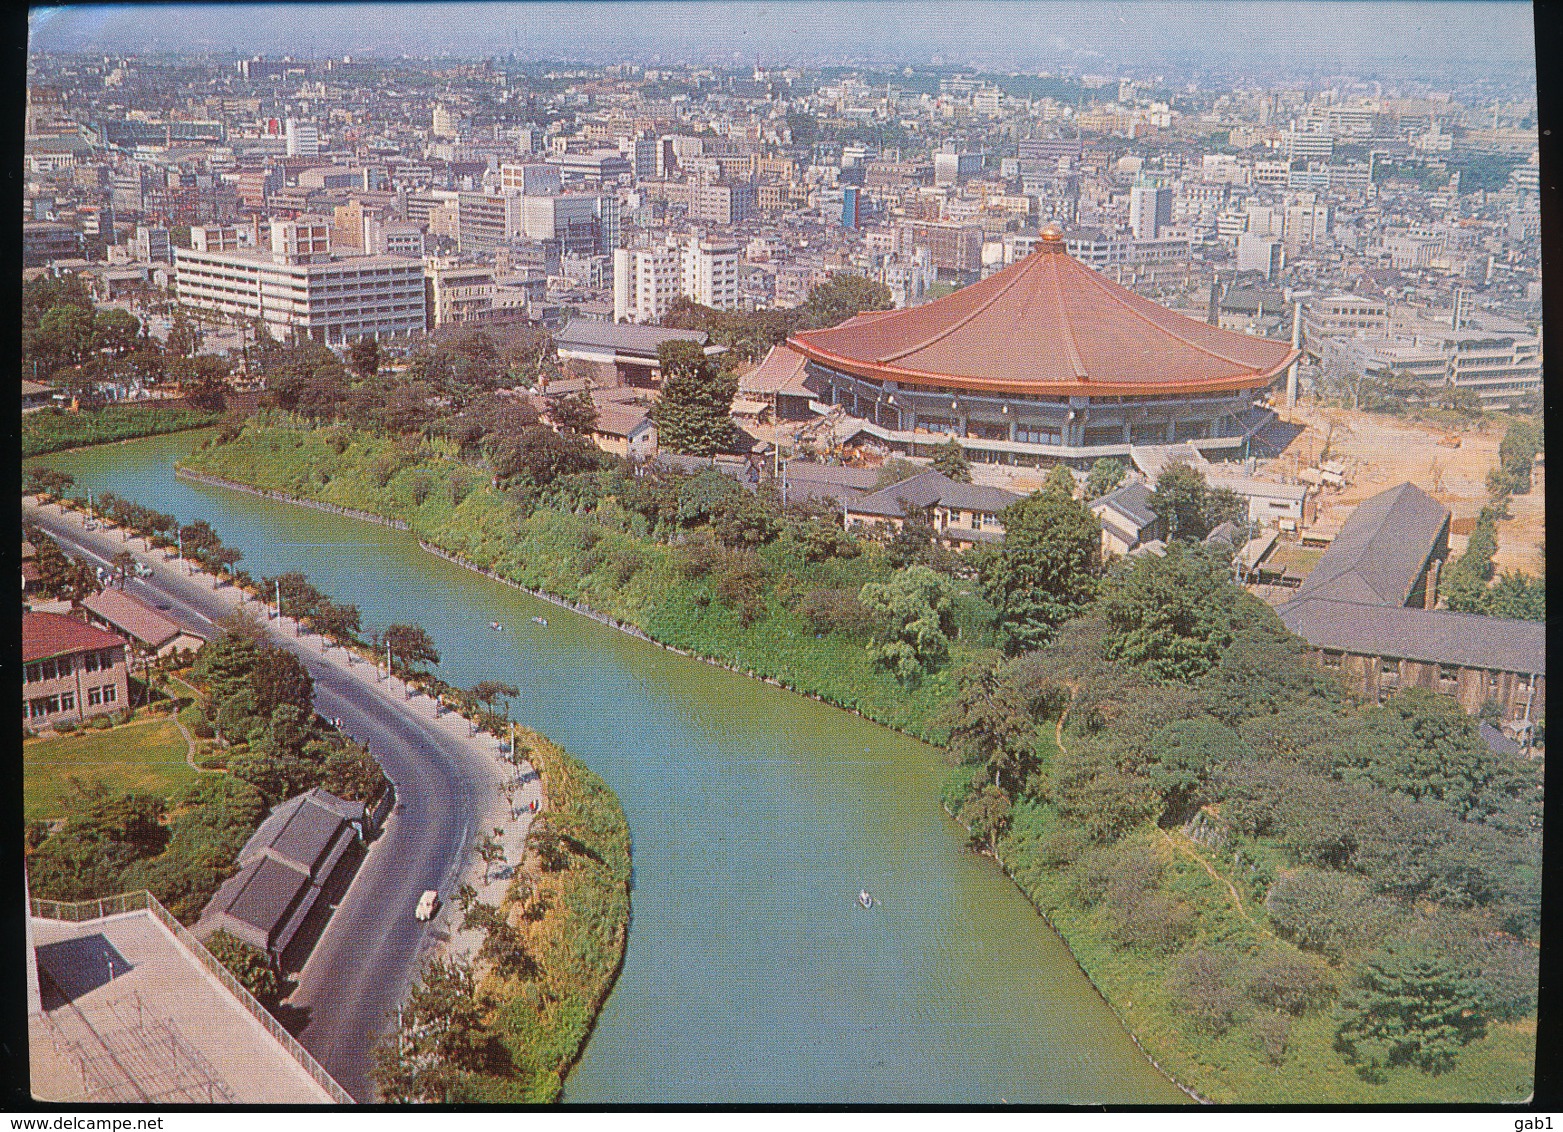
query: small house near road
[{"left": 83, "top": 586, "right": 206, "bottom": 659}]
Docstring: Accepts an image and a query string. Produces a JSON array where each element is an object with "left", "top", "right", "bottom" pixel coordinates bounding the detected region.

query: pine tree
[
  {"left": 1334, "top": 939, "right": 1486, "bottom": 1077},
  {"left": 930, "top": 439, "right": 972, "bottom": 482}
]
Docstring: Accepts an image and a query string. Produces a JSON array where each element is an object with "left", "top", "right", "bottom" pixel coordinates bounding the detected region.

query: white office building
[
  {"left": 613, "top": 234, "right": 740, "bottom": 323},
  {"left": 174, "top": 218, "right": 426, "bottom": 346},
  {"left": 1128, "top": 182, "right": 1173, "bottom": 240},
  {"left": 284, "top": 118, "right": 319, "bottom": 157},
  {"left": 1236, "top": 233, "right": 1285, "bottom": 279}
]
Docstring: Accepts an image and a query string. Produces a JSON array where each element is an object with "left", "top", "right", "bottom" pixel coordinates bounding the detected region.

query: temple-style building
[{"left": 787, "top": 225, "right": 1298, "bottom": 467}]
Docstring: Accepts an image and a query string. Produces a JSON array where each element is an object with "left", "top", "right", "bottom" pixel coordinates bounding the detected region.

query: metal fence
[{"left": 30, "top": 891, "right": 356, "bottom": 1105}]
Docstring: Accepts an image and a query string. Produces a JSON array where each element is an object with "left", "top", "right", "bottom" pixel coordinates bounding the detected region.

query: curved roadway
[{"left": 25, "top": 503, "right": 495, "bottom": 1102}]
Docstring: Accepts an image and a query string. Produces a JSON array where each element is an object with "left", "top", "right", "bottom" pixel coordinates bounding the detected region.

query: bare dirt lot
[{"left": 1269, "top": 405, "right": 1544, "bottom": 575}]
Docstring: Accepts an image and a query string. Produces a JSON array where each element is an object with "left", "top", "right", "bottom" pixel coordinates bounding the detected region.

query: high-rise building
[
  {"left": 432, "top": 104, "right": 459, "bottom": 139},
  {"left": 284, "top": 118, "right": 319, "bottom": 157},
  {"left": 132, "top": 225, "right": 171, "bottom": 263},
  {"left": 1128, "top": 182, "right": 1173, "bottom": 240},
  {"left": 423, "top": 256, "right": 495, "bottom": 328},
  {"left": 933, "top": 151, "right": 984, "bottom": 186},
  {"left": 689, "top": 181, "right": 755, "bottom": 226},
  {"left": 1236, "top": 233, "right": 1285, "bottom": 279},
  {"left": 842, "top": 186, "right": 866, "bottom": 229}
]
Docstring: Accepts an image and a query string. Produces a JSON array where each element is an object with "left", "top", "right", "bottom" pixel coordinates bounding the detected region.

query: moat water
[{"left": 34, "top": 431, "right": 1183, "bottom": 1103}]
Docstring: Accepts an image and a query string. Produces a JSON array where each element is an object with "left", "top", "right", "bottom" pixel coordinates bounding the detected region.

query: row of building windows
[
  {"left": 23, "top": 649, "right": 118, "bottom": 683},
  {"left": 26, "top": 683, "right": 116, "bottom": 718},
  {"left": 1324, "top": 651, "right": 1513, "bottom": 692}
]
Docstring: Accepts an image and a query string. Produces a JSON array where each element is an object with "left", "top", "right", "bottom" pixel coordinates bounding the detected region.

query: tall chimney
[{"left": 1285, "top": 300, "right": 1303, "bottom": 412}]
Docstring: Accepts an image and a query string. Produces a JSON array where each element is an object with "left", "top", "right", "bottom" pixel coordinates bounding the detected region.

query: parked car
[{"left": 415, "top": 889, "right": 440, "bottom": 921}]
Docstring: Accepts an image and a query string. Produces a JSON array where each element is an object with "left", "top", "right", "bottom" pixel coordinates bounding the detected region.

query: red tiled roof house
[{"left": 22, "top": 611, "right": 131, "bottom": 727}]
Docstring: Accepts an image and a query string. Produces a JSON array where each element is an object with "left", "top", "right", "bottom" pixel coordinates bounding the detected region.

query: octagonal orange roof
[{"left": 787, "top": 230, "right": 1299, "bottom": 397}]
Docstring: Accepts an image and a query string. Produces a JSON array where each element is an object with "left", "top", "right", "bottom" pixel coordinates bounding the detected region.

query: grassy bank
[
  {"left": 993, "top": 799, "right": 1534, "bottom": 1103},
  {"left": 179, "top": 419, "right": 975, "bottom": 740},
  {"left": 471, "top": 729, "right": 632, "bottom": 1102},
  {"left": 24, "top": 404, "right": 221, "bottom": 457}
]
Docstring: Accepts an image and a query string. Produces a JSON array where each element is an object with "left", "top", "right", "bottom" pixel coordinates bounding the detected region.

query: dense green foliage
[
  {"left": 1151, "top": 463, "right": 1247, "bottom": 541},
  {"left": 1085, "top": 458, "right": 1127, "bottom": 499},
  {"left": 859, "top": 565, "right": 956, "bottom": 683},
  {"left": 1334, "top": 940, "right": 1487, "bottom": 1078},
  {"left": 181, "top": 422, "right": 987, "bottom": 738},
  {"left": 1490, "top": 417, "right": 1542, "bottom": 496},
  {"left": 973, "top": 476, "right": 1102, "bottom": 653},
  {"left": 1443, "top": 500, "right": 1545, "bottom": 620},
  {"left": 930, "top": 440, "right": 972, "bottom": 482},
  {"left": 24, "top": 404, "right": 221, "bottom": 457},
  {"left": 936, "top": 544, "right": 1540, "bottom": 1099},
  {"left": 651, "top": 339, "right": 738, "bottom": 456},
  {"left": 205, "top": 929, "right": 283, "bottom": 1004}
]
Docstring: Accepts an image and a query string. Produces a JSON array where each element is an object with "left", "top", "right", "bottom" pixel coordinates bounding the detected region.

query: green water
[{"left": 33, "top": 432, "right": 1184, "bottom": 1104}]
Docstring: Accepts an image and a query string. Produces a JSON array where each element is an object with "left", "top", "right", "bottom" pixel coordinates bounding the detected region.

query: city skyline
[{"left": 31, "top": 1, "right": 1538, "bottom": 82}]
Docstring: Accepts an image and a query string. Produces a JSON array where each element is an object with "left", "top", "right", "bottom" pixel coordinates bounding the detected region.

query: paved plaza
[{"left": 30, "top": 911, "right": 337, "bottom": 1104}]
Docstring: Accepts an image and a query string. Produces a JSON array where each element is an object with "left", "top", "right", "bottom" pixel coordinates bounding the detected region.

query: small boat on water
[
  {"left": 858, "top": 890, "right": 874, "bottom": 909},
  {"left": 531, "top": 616, "right": 548, "bottom": 626},
  {"left": 490, "top": 621, "right": 502, "bottom": 630}
]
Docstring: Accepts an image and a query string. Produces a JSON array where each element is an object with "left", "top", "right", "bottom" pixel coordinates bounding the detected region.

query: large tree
[
  {"left": 1099, "top": 542, "right": 1269, "bottom": 682},
  {"left": 385, "top": 623, "right": 441, "bottom": 673},
  {"left": 977, "top": 480, "right": 1102, "bottom": 653},
  {"left": 858, "top": 565, "right": 956, "bottom": 683},
  {"left": 652, "top": 339, "right": 736, "bottom": 456},
  {"left": 1085, "top": 457, "right": 1127, "bottom": 499},
  {"left": 1334, "top": 939, "right": 1486, "bottom": 1077},
  {"left": 1151, "top": 462, "right": 1245, "bottom": 542},
  {"left": 930, "top": 440, "right": 972, "bottom": 482},
  {"left": 348, "top": 335, "right": 381, "bottom": 382},
  {"left": 798, "top": 273, "right": 893, "bottom": 329}
]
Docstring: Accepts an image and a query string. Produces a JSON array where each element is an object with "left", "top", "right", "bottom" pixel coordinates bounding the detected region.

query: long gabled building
[{"left": 1276, "top": 482, "right": 1542, "bottom": 732}]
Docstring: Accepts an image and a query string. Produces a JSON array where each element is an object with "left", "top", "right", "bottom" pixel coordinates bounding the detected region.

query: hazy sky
[{"left": 29, "top": 1, "right": 1537, "bottom": 81}]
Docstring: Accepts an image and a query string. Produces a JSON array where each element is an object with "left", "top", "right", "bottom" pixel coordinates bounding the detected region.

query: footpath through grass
[
  {"left": 25, "top": 716, "right": 197, "bottom": 821},
  {"left": 24, "top": 404, "right": 222, "bottom": 457},
  {"left": 468, "top": 729, "right": 632, "bottom": 1102}
]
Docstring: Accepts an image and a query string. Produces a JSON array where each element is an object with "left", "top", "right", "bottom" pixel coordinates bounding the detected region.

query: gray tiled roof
[
  {"left": 1294, "top": 482, "right": 1448, "bottom": 606},
  {"left": 1090, "top": 480, "right": 1158, "bottom": 530},
  {"left": 242, "top": 789, "right": 364, "bottom": 879},
  {"left": 1276, "top": 596, "right": 1545, "bottom": 675},
  {"left": 555, "top": 319, "right": 707, "bottom": 358},
  {"left": 849, "top": 470, "right": 1022, "bottom": 518},
  {"left": 215, "top": 856, "right": 311, "bottom": 943},
  {"left": 783, "top": 460, "right": 882, "bottom": 490}
]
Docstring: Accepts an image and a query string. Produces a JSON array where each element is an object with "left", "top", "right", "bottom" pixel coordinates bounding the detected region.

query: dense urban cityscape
[{"left": 19, "top": 3, "right": 1545, "bottom": 1111}]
